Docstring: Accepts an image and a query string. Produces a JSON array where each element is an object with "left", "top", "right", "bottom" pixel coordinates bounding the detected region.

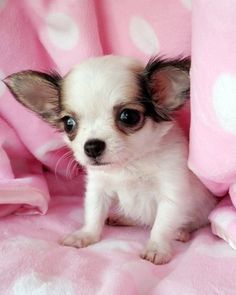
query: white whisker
[{"left": 54, "top": 150, "right": 73, "bottom": 180}]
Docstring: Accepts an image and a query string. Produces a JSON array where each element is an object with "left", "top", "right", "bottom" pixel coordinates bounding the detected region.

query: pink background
[{"left": 0, "top": 0, "right": 236, "bottom": 293}]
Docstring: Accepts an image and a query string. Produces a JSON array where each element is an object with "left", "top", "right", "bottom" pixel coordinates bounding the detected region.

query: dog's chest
[{"left": 106, "top": 172, "right": 158, "bottom": 226}]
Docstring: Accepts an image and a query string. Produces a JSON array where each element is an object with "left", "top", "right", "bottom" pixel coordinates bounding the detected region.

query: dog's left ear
[
  {"left": 3, "top": 70, "right": 62, "bottom": 126},
  {"left": 142, "top": 57, "right": 190, "bottom": 119}
]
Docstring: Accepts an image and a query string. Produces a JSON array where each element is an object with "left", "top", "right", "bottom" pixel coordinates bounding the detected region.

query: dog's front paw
[
  {"left": 61, "top": 230, "right": 99, "bottom": 248},
  {"left": 140, "top": 241, "right": 172, "bottom": 265}
]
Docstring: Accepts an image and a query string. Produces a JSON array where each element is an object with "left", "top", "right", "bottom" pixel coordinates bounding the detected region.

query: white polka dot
[
  {"left": 0, "top": 0, "right": 6, "bottom": 10},
  {"left": 12, "top": 272, "right": 76, "bottom": 295},
  {"left": 0, "top": 70, "right": 6, "bottom": 96},
  {"left": 213, "top": 73, "right": 236, "bottom": 133},
  {"left": 92, "top": 239, "right": 141, "bottom": 253},
  {"left": 46, "top": 12, "right": 79, "bottom": 50},
  {"left": 196, "top": 240, "right": 236, "bottom": 258},
  {"left": 129, "top": 16, "right": 160, "bottom": 55},
  {"left": 35, "top": 139, "right": 66, "bottom": 159},
  {"left": 123, "top": 261, "right": 159, "bottom": 293},
  {"left": 2, "top": 236, "right": 49, "bottom": 251},
  {"left": 181, "top": 0, "right": 192, "bottom": 10}
]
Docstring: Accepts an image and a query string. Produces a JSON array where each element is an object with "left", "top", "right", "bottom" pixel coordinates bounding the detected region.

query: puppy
[{"left": 4, "top": 55, "right": 216, "bottom": 264}]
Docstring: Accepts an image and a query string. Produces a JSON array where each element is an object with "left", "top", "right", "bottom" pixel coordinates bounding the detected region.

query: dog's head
[{"left": 3, "top": 55, "right": 190, "bottom": 169}]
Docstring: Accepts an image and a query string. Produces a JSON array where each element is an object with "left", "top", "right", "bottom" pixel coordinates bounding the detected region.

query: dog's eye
[
  {"left": 119, "top": 109, "right": 141, "bottom": 126},
  {"left": 62, "top": 116, "right": 77, "bottom": 133}
]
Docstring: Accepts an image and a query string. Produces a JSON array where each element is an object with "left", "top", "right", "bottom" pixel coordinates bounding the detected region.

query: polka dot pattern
[
  {"left": 181, "top": 0, "right": 192, "bottom": 10},
  {"left": 196, "top": 240, "right": 236, "bottom": 258},
  {"left": 213, "top": 73, "right": 236, "bottom": 133},
  {"left": 129, "top": 16, "right": 160, "bottom": 55},
  {"left": 12, "top": 272, "right": 76, "bottom": 295},
  {"left": 0, "top": 0, "right": 6, "bottom": 11},
  {"left": 1, "top": 1, "right": 236, "bottom": 292},
  {"left": 46, "top": 12, "right": 79, "bottom": 50}
]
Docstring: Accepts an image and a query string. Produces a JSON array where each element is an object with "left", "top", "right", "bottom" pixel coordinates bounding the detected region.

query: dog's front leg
[
  {"left": 141, "top": 200, "right": 182, "bottom": 265},
  {"left": 62, "top": 181, "right": 110, "bottom": 248}
]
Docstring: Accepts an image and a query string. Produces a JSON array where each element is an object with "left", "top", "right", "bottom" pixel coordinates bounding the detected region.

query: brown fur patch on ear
[
  {"left": 3, "top": 70, "right": 62, "bottom": 126},
  {"left": 141, "top": 57, "right": 190, "bottom": 117}
]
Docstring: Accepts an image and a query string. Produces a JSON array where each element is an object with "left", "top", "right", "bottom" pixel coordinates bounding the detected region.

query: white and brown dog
[{"left": 4, "top": 55, "right": 216, "bottom": 264}]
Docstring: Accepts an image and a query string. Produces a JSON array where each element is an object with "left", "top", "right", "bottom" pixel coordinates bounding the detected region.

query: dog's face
[{"left": 3, "top": 55, "right": 190, "bottom": 169}]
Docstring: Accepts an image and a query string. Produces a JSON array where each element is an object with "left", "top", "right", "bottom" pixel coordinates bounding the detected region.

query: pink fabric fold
[
  {"left": 189, "top": 0, "right": 236, "bottom": 248},
  {"left": 1, "top": 1, "right": 236, "bottom": 293},
  {"left": 0, "top": 0, "right": 235, "bottom": 261}
]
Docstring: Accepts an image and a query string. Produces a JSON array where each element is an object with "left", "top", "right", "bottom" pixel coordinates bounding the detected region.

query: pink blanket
[
  {"left": 1, "top": 196, "right": 236, "bottom": 294},
  {"left": 0, "top": 0, "right": 236, "bottom": 293},
  {"left": 189, "top": 1, "right": 236, "bottom": 250}
]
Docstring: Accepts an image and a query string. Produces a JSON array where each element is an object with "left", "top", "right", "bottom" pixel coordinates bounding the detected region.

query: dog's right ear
[
  {"left": 141, "top": 57, "right": 190, "bottom": 121},
  {"left": 3, "top": 70, "right": 62, "bottom": 126}
]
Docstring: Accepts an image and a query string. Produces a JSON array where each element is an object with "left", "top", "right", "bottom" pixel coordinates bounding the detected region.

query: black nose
[{"left": 84, "top": 139, "right": 106, "bottom": 158}]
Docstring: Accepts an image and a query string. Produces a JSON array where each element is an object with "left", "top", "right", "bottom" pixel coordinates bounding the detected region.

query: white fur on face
[{"left": 62, "top": 55, "right": 169, "bottom": 167}]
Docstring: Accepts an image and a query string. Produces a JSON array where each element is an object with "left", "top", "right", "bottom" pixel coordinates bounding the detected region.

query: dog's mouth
[{"left": 89, "top": 160, "right": 112, "bottom": 167}]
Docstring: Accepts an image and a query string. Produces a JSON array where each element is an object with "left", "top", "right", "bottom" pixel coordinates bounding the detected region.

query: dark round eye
[
  {"left": 119, "top": 109, "right": 141, "bottom": 126},
  {"left": 62, "top": 116, "right": 76, "bottom": 133}
]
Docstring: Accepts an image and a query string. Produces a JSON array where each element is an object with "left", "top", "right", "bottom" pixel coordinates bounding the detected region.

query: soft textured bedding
[
  {"left": 1, "top": 195, "right": 236, "bottom": 295},
  {"left": 0, "top": 0, "right": 236, "bottom": 294}
]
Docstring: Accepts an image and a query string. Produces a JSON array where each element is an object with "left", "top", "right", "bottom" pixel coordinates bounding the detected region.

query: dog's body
[
  {"left": 4, "top": 55, "right": 217, "bottom": 264},
  {"left": 87, "top": 124, "right": 213, "bottom": 230}
]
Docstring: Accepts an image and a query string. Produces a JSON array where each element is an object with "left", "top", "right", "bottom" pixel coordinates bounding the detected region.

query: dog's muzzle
[{"left": 84, "top": 139, "right": 106, "bottom": 159}]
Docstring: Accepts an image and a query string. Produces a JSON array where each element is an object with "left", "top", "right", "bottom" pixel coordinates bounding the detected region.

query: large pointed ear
[
  {"left": 3, "top": 70, "right": 62, "bottom": 126},
  {"left": 142, "top": 57, "right": 190, "bottom": 120}
]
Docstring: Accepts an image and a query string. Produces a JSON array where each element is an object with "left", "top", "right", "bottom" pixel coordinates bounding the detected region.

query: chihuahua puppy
[{"left": 4, "top": 55, "right": 216, "bottom": 264}]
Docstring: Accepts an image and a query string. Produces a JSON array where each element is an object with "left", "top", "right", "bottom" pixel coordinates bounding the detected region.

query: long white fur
[{"left": 61, "top": 56, "right": 216, "bottom": 264}]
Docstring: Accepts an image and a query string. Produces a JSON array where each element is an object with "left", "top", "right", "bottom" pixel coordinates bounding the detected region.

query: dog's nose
[{"left": 84, "top": 139, "right": 106, "bottom": 158}]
